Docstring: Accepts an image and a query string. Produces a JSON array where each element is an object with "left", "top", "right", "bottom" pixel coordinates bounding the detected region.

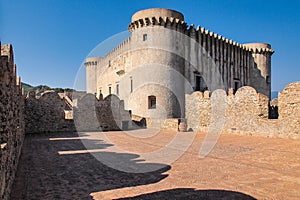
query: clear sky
[{"left": 1, "top": 0, "right": 299, "bottom": 92}]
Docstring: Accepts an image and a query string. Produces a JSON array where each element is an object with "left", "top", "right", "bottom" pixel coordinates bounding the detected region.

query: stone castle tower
[{"left": 85, "top": 8, "right": 274, "bottom": 121}]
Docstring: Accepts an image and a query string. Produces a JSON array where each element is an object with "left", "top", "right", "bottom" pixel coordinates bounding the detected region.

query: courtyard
[{"left": 11, "top": 130, "right": 300, "bottom": 200}]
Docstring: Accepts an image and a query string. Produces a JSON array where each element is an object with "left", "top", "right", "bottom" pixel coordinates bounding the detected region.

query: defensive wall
[
  {"left": 24, "top": 91, "right": 76, "bottom": 134},
  {"left": 0, "top": 43, "right": 25, "bottom": 200},
  {"left": 73, "top": 93, "right": 132, "bottom": 131},
  {"left": 24, "top": 91, "right": 133, "bottom": 133},
  {"left": 185, "top": 82, "right": 300, "bottom": 139},
  {"left": 24, "top": 82, "right": 298, "bottom": 140}
]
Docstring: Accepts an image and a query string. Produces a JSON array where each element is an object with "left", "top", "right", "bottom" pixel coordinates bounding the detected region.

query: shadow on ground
[
  {"left": 11, "top": 132, "right": 170, "bottom": 200},
  {"left": 117, "top": 188, "right": 257, "bottom": 200}
]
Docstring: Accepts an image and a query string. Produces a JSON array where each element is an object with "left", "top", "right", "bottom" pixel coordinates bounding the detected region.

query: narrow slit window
[
  {"left": 116, "top": 83, "right": 119, "bottom": 95},
  {"left": 234, "top": 81, "right": 239, "bottom": 93},
  {"left": 195, "top": 75, "right": 201, "bottom": 91},
  {"left": 130, "top": 77, "right": 133, "bottom": 93}
]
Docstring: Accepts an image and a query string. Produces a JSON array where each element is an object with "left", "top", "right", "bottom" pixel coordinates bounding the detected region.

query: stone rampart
[
  {"left": 25, "top": 90, "right": 133, "bottom": 133},
  {"left": 74, "top": 94, "right": 132, "bottom": 131},
  {"left": 0, "top": 43, "right": 25, "bottom": 200},
  {"left": 24, "top": 91, "right": 76, "bottom": 134},
  {"left": 186, "top": 82, "right": 300, "bottom": 139}
]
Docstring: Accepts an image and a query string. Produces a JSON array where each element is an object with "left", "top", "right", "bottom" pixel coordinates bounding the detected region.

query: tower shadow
[
  {"left": 11, "top": 132, "right": 170, "bottom": 200},
  {"left": 118, "top": 188, "right": 257, "bottom": 200}
]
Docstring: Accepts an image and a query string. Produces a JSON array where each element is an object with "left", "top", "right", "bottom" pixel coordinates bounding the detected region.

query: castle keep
[{"left": 85, "top": 8, "right": 274, "bottom": 121}]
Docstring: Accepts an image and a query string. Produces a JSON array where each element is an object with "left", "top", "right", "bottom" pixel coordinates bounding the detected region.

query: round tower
[
  {"left": 126, "top": 8, "right": 188, "bottom": 119},
  {"left": 131, "top": 8, "right": 184, "bottom": 22},
  {"left": 243, "top": 43, "right": 274, "bottom": 98},
  {"left": 85, "top": 57, "right": 102, "bottom": 95}
]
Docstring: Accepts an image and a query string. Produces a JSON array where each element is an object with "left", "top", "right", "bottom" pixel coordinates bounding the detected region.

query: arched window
[{"left": 148, "top": 96, "right": 156, "bottom": 109}]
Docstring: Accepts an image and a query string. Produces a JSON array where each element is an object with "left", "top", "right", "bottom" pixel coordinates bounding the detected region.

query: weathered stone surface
[
  {"left": 74, "top": 94, "right": 132, "bottom": 131},
  {"left": 161, "top": 118, "right": 181, "bottom": 131},
  {"left": 185, "top": 91, "right": 211, "bottom": 132},
  {"left": 278, "top": 82, "right": 300, "bottom": 137},
  {"left": 24, "top": 91, "right": 75, "bottom": 134},
  {"left": 186, "top": 84, "right": 300, "bottom": 139},
  {"left": 0, "top": 42, "right": 25, "bottom": 200}
]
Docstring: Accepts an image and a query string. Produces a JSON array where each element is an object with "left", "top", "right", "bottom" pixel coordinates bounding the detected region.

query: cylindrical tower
[
  {"left": 127, "top": 8, "right": 188, "bottom": 119},
  {"left": 131, "top": 8, "right": 184, "bottom": 22},
  {"left": 243, "top": 43, "right": 274, "bottom": 98},
  {"left": 85, "top": 57, "right": 101, "bottom": 94}
]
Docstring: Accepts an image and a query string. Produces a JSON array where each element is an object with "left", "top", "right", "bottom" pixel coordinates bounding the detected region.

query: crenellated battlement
[
  {"left": 128, "top": 9, "right": 274, "bottom": 54},
  {"left": 85, "top": 36, "right": 132, "bottom": 69},
  {"left": 129, "top": 16, "right": 187, "bottom": 32},
  {"left": 89, "top": 8, "right": 274, "bottom": 73},
  {"left": 187, "top": 86, "right": 268, "bottom": 102},
  {"left": 186, "top": 82, "right": 300, "bottom": 139},
  {"left": 104, "top": 36, "right": 131, "bottom": 64}
]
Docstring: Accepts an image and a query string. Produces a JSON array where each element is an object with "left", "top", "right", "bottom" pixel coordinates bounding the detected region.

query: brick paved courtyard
[{"left": 11, "top": 130, "right": 300, "bottom": 199}]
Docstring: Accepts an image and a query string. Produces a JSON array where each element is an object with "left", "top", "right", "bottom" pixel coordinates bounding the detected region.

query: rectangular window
[
  {"left": 234, "top": 80, "right": 239, "bottom": 93},
  {"left": 195, "top": 75, "right": 201, "bottom": 91},
  {"left": 109, "top": 86, "right": 111, "bottom": 94},
  {"left": 148, "top": 96, "right": 156, "bottom": 109},
  {"left": 143, "top": 34, "right": 147, "bottom": 41}
]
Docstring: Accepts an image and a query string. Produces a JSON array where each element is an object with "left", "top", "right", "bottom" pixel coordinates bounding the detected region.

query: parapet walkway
[{"left": 11, "top": 130, "right": 300, "bottom": 199}]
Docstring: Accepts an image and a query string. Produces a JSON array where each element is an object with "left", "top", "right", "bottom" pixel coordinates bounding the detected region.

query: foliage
[{"left": 22, "top": 82, "right": 75, "bottom": 95}]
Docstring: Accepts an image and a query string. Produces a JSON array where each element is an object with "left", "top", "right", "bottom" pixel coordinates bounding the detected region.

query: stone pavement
[{"left": 11, "top": 130, "right": 300, "bottom": 200}]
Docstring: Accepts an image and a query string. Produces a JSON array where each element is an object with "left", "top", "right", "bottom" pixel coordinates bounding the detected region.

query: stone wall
[
  {"left": 24, "top": 91, "right": 76, "bottom": 134},
  {"left": 74, "top": 94, "right": 132, "bottom": 131},
  {"left": 186, "top": 82, "right": 300, "bottom": 139},
  {"left": 277, "top": 82, "right": 300, "bottom": 136},
  {"left": 24, "top": 91, "right": 133, "bottom": 133},
  {"left": 0, "top": 43, "right": 25, "bottom": 200}
]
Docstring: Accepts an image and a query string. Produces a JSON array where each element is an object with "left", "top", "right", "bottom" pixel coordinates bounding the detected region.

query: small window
[
  {"left": 234, "top": 81, "right": 239, "bottom": 93},
  {"left": 109, "top": 86, "right": 111, "bottom": 94},
  {"left": 143, "top": 34, "right": 147, "bottom": 41},
  {"left": 116, "top": 83, "right": 119, "bottom": 95},
  {"left": 195, "top": 75, "right": 201, "bottom": 91},
  {"left": 108, "top": 60, "right": 111, "bottom": 67},
  {"left": 148, "top": 96, "right": 156, "bottom": 109}
]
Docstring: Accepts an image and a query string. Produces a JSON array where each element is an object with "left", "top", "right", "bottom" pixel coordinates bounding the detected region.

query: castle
[
  {"left": 85, "top": 8, "right": 274, "bottom": 121},
  {"left": 0, "top": 9, "right": 299, "bottom": 200}
]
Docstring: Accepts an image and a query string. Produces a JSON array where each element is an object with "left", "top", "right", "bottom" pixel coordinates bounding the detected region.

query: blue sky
[{"left": 1, "top": 0, "right": 299, "bottom": 92}]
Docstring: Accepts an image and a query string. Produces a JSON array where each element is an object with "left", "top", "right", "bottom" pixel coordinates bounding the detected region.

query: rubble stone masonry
[
  {"left": 186, "top": 83, "right": 300, "bottom": 139},
  {"left": 24, "top": 91, "right": 76, "bottom": 134},
  {"left": 0, "top": 43, "right": 25, "bottom": 200}
]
